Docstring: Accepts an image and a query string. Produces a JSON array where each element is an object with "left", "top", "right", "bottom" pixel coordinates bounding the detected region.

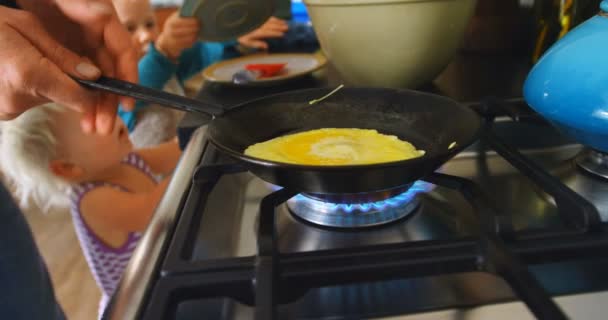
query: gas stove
[
  {"left": 102, "top": 95, "right": 608, "bottom": 320},
  {"left": 99, "top": 50, "right": 608, "bottom": 319}
]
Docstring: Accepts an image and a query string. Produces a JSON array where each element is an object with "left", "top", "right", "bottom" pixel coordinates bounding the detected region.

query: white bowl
[{"left": 304, "top": 0, "right": 477, "bottom": 88}]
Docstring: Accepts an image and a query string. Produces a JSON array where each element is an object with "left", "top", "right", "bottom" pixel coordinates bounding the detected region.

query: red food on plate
[{"left": 245, "top": 63, "right": 287, "bottom": 78}]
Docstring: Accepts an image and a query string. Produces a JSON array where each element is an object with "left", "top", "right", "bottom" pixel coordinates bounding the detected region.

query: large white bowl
[{"left": 304, "top": 0, "right": 477, "bottom": 88}]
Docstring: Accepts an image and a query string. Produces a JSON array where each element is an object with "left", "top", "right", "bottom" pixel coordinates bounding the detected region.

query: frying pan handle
[{"left": 73, "top": 76, "right": 224, "bottom": 117}]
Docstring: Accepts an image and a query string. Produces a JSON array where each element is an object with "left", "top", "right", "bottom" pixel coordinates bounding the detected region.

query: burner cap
[
  {"left": 576, "top": 149, "right": 608, "bottom": 179},
  {"left": 303, "top": 184, "right": 413, "bottom": 204},
  {"left": 287, "top": 181, "right": 434, "bottom": 228}
]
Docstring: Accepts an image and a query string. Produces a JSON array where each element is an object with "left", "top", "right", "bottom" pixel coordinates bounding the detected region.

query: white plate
[{"left": 202, "top": 53, "right": 327, "bottom": 86}]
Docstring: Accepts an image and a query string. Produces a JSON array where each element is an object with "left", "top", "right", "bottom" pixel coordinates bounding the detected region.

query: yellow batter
[{"left": 244, "top": 128, "right": 425, "bottom": 165}]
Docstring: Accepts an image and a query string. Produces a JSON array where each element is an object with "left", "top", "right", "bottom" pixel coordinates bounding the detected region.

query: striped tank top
[{"left": 70, "top": 153, "right": 159, "bottom": 318}]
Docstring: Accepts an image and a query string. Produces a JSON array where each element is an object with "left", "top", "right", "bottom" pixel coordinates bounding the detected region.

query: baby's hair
[{"left": 0, "top": 103, "right": 70, "bottom": 211}]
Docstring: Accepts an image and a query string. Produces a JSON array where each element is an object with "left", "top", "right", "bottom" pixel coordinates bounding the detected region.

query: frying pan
[{"left": 76, "top": 77, "right": 482, "bottom": 194}]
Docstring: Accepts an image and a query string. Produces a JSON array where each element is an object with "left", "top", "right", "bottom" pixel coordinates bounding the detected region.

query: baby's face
[
  {"left": 52, "top": 109, "right": 133, "bottom": 181},
  {"left": 114, "top": 0, "right": 159, "bottom": 57}
]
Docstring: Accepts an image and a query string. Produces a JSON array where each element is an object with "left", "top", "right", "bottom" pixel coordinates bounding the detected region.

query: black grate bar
[
  {"left": 193, "top": 163, "right": 245, "bottom": 182},
  {"left": 423, "top": 172, "right": 515, "bottom": 237},
  {"left": 480, "top": 236, "right": 568, "bottom": 320},
  {"left": 164, "top": 257, "right": 255, "bottom": 275},
  {"left": 472, "top": 98, "right": 601, "bottom": 232},
  {"left": 485, "top": 130, "right": 602, "bottom": 232},
  {"left": 147, "top": 229, "right": 608, "bottom": 316},
  {"left": 274, "top": 232, "right": 608, "bottom": 296},
  {"left": 163, "top": 161, "right": 247, "bottom": 275},
  {"left": 255, "top": 188, "right": 298, "bottom": 320},
  {"left": 142, "top": 271, "right": 255, "bottom": 320},
  {"left": 162, "top": 167, "right": 222, "bottom": 275},
  {"left": 280, "top": 238, "right": 480, "bottom": 290},
  {"left": 258, "top": 188, "right": 299, "bottom": 256},
  {"left": 513, "top": 229, "right": 608, "bottom": 263},
  {"left": 473, "top": 97, "right": 539, "bottom": 121},
  {"left": 426, "top": 172, "right": 568, "bottom": 319}
]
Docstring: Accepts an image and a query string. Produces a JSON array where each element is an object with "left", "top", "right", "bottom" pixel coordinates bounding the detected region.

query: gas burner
[
  {"left": 576, "top": 148, "right": 608, "bottom": 179},
  {"left": 286, "top": 181, "right": 435, "bottom": 228}
]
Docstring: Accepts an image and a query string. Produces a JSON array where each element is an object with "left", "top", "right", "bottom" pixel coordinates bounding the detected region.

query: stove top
[
  {"left": 102, "top": 96, "right": 608, "bottom": 320},
  {"left": 102, "top": 49, "right": 608, "bottom": 319}
]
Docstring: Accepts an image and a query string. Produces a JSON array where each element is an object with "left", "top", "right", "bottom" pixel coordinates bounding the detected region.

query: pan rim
[
  {"left": 208, "top": 87, "right": 484, "bottom": 171},
  {"left": 217, "top": 86, "right": 468, "bottom": 117},
  {"left": 209, "top": 119, "right": 483, "bottom": 171}
]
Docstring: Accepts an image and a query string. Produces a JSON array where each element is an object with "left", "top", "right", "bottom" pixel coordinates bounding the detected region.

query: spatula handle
[{"left": 73, "top": 76, "right": 224, "bottom": 117}]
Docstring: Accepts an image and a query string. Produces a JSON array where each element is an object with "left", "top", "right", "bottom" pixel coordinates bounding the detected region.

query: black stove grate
[{"left": 141, "top": 99, "right": 608, "bottom": 320}]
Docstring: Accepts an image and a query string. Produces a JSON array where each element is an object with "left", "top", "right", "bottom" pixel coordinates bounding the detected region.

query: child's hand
[
  {"left": 156, "top": 12, "right": 200, "bottom": 60},
  {"left": 237, "top": 17, "right": 289, "bottom": 51}
]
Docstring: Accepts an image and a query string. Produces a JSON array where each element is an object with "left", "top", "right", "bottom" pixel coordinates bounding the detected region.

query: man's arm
[{"left": 1, "top": 0, "right": 137, "bottom": 134}]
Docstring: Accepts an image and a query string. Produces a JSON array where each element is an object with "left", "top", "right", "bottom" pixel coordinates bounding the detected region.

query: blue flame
[{"left": 287, "top": 181, "right": 434, "bottom": 213}]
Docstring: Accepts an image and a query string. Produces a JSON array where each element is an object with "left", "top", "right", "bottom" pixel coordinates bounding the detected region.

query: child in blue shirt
[{"left": 113, "top": 0, "right": 288, "bottom": 146}]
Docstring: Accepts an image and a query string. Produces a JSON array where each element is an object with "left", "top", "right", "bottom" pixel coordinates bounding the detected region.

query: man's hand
[
  {"left": 237, "top": 17, "right": 288, "bottom": 51},
  {"left": 156, "top": 12, "right": 200, "bottom": 60},
  {"left": 0, "top": 1, "right": 137, "bottom": 134}
]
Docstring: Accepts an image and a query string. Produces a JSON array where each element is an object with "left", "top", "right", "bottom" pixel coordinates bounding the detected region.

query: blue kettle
[{"left": 524, "top": 1, "right": 608, "bottom": 153}]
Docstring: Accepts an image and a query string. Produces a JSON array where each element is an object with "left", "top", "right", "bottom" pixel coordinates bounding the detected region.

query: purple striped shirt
[{"left": 70, "top": 153, "right": 159, "bottom": 318}]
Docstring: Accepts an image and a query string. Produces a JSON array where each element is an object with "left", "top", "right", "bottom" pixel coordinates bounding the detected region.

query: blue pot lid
[{"left": 523, "top": 4, "right": 608, "bottom": 152}]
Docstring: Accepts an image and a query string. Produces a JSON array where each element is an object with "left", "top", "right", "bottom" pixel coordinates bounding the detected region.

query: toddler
[
  {"left": 0, "top": 104, "right": 181, "bottom": 318},
  {"left": 113, "top": 0, "right": 288, "bottom": 147}
]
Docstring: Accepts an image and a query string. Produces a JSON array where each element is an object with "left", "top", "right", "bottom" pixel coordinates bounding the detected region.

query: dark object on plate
[
  {"left": 232, "top": 64, "right": 286, "bottom": 84},
  {"left": 232, "top": 69, "right": 262, "bottom": 84},
  {"left": 75, "top": 76, "right": 482, "bottom": 194}
]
